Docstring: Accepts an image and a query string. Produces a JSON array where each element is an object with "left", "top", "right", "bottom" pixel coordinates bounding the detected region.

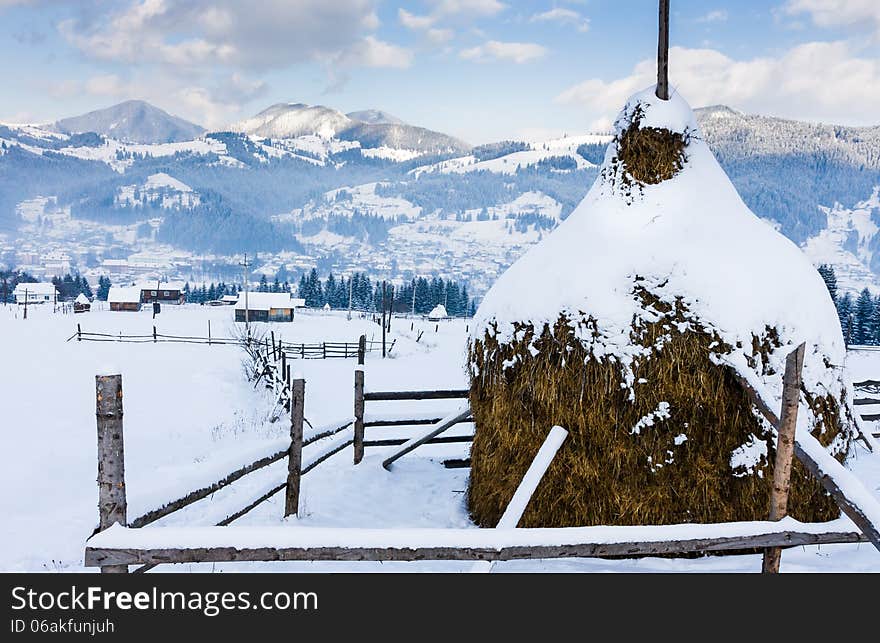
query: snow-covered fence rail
[
  {"left": 84, "top": 519, "right": 867, "bottom": 567},
  {"left": 353, "top": 365, "right": 473, "bottom": 465}
]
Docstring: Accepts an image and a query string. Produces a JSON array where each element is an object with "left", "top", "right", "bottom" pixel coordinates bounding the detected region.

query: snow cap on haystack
[{"left": 467, "top": 86, "right": 856, "bottom": 529}]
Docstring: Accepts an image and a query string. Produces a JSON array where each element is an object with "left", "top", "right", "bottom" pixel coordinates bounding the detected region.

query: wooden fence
[
  {"left": 84, "top": 346, "right": 880, "bottom": 573},
  {"left": 69, "top": 325, "right": 382, "bottom": 360}
]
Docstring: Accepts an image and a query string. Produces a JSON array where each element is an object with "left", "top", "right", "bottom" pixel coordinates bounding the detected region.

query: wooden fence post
[
  {"left": 152, "top": 326, "right": 157, "bottom": 343},
  {"left": 96, "top": 373, "right": 128, "bottom": 574},
  {"left": 357, "top": 334, "right": 366, "bottom": 365},
  {"left": 208, "top": 320, "right": 212, "bottom": 346},
  {"left": 271, "top": 331, "right": 276, "bottom": 361},
  {"left": 77, "top": 323, "right": 82, "bottom": 341},
  {"left": 354, "top": 367, "right": 365, "bottom": 464},
  {"left": 323, "top": 342, "right": 326, "bottom": 360},
  {"left": 285, "top": 377, "right": 305, "bottom": 517},
  {"left": 762, "top": 342, "right": 806, "bottom": 574}
]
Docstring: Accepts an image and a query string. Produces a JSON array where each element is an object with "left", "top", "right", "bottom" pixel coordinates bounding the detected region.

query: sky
[{"left": 1, "top": 0, "right": 879, "bottom": 144}]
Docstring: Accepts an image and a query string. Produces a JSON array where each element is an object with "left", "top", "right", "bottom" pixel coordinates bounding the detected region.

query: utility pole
[
  {"left": 347, "top": 274, "right": 353, "bottom": 321},
  {"left": 381, "top": 280, "right": 387, "bottom": 358},
  {"left": 239, "top": 253, "right": 251, "bottom": 342},
  {"left": 411, "top": 278, "right": 417, "bottom": 316},
  {"left": 656, "top": 0, "right": 670, "bottom": 101}
]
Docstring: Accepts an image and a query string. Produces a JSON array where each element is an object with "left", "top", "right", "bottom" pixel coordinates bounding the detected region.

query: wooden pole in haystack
[
  {"left": 656, "top": 0, "right": 670, "bottom": 101},
  {"left": 96, "top": 373, "right": 128, "bottom": 573},
  {"left": 762, "top": 343, "right": 806, "bottom": 574}
]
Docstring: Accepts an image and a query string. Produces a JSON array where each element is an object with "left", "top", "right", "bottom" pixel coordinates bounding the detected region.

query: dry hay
[
  {"left": 467, "top": 291, "right": 848, "bottom": 529},
  {"left": 603, "top": 104, "right": 689, "bottom": 192}
]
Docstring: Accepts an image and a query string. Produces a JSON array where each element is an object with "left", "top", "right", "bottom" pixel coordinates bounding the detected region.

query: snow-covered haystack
[{"left": 467, "top": 87, "right": 857, "bottom": 529}]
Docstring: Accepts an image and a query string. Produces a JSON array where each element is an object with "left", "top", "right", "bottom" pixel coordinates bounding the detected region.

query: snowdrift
[{"left": 467, "top": 87, "right": 857, "bottom": 528}]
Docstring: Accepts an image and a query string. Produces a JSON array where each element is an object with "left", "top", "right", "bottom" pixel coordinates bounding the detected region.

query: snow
[
  {"left": 234, "top": 292, "right": 303, "bottom": 311},
  {"left": 410, "top": 133, "right": 610, "bottom": 178},
  {"left": 12, "top": 282, "right": 57, "bottom": 296},
  {"left": 74, "top": 293, "right": 90, "bottom": 305},
  {"left": 473, "top": 86, "right": 850, "bottom": 442},
  {"left": 428, "top": 304, "right": 448, "bottom": 319},
  {"left": 3, "top": 302, "right": 880, "bottom": 573},
  {"left": 361, "top": 147, "right": 422, "bottom": 162},
  {"left": 496, "top": 426, "right": 568, "bottom": 529},
  {"left": 802, "top": 188, "right": 880, "bottom": 295},
  {"left": 107, "top": 286, "right": 142, "bottom": 303}
]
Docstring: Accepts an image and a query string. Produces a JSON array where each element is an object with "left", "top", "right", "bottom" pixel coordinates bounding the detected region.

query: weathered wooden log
[
  {"left": 358, "top": 334, "right": 366, "bottom": 365},
  {"left": 364, "top": 416, "right": 473, "bottom": 427},
  {"left": 363, "top": 389, "right": 470, "bottom": 401},
  {"left": 96, "top": 373, "right": 128, "bottom": 574},
  {"left": 354, "top": 368, "right": 365, "bottom": 464},
  {"left": 763, "top": 343, "right": 805, "bottom": 574},
  {"left": 285, "top": 378, "right": 305, "bottom": 517},
  {"left": 85, "top": 528, "right": 867, "bottom": 567},
  {"left": 383, "top": 406, "right": 473, "bottom": 470},
  {"left": 443, "top": 458, "right": 471, "bottom": 469},
  {"left": 363, "top": 435, "right": 473, "bottom": 447}
]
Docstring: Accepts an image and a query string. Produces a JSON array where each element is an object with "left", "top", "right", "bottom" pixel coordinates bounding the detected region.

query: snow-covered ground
[{"left": 1, "top": 303, "right": 879, "bottom": 572}]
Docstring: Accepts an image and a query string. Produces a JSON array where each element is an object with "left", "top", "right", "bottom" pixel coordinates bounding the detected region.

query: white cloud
[
  {"left": 696, "top": 10, "right": 728, "bottom": 23},
  {"left": 399, "top": 8, "right": 435, "bottom": 30},
  {"left": 530, "top": 8, "right": 590, "bottom": 32},
  {"left": 432, "top": 0, "right": 506, "bottom": 17},
  {"left": 337, "top": 36, "right": 413, "bottom": 69},
  {"left": 460, "top": 40, "right": 547, "bottom": 64},
  {"left": 556, "top": 42, "right": 880, "bottom": 127},
  {"left": 60, "top": 0, "right": 393, "bottom": 70},
  {"left": 785, "top": 0, "right": 880, "bottom": 37}
]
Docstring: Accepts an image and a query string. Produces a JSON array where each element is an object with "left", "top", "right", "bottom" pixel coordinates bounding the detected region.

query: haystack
[{"left": 467, "top": 87, "right": 857, "bottom": 529}]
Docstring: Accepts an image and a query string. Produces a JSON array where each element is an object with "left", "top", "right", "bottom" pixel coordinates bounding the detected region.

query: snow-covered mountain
[
  {"left": 54, "top": 100, "right": 205, "bottom": 144},
  {"left": 347, "top": 110, "right": 406, "bottom": 125},
  {"left": 229, "top": 102, "right": 471, "bottom": 156},
  {"left": 2, "top": 101, "right": 879, "bottom": 298}
]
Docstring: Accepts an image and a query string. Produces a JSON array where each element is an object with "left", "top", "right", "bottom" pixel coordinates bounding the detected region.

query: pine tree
[
  {"left": 96, "top": 276, "right": 112, "bottom": 301},
  {"left": 854, "top": 288, "right": 874, "bottom": 344},
  {"left": 817, "top": 264, "right": 838, "bottom": 304},
  {"left": 837, "top": 292, "right": 854, "bottom": 345},
  {"left": 258, "top": 274, "right": 269, "bottom": 293}
]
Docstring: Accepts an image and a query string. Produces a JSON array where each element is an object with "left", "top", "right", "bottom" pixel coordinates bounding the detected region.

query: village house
[
  {"left": 108, "top": 286, "right": 142, "bottom": 312},
  {"left": 139, "top": 281, "right": 185, "bottom": 305},
  {"left": 13, "top": 282, "right": 58, "bottom": 305},
  {"left": 235, "top": 293, "right": 305, "bottom": 322}
]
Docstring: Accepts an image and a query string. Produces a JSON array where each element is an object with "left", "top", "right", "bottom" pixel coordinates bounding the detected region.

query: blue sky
[{"left": 1, "top": 0, "right": 879, "bottom": 143}]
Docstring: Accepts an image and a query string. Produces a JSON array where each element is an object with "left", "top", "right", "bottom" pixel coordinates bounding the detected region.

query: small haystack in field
[{"left": 467, "top": 87, "right": 858, "bottom": 529}]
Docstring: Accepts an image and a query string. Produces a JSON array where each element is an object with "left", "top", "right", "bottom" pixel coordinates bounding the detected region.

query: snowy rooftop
[
  {"left": 74, "top": 293, "right": 90, "bottom": 305},
  {"left": 136, "top": 281, "right": 185, "bottom": 291},
  {"left": 107, "top": 286, "right": 142, "bottom": 303},
  {"left": 13, "top": 282, "right": 57, "bottom": 296},
  {"left": 234, "top": 292, "right": 305, "bottom": 311}
]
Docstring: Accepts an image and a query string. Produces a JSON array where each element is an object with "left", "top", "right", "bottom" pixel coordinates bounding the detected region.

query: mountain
[
  {"left": 2, "top": 101, "right": 879, "bottom": 298},
  {"left": 229, "top": 103, "right": 351, "bottom": 139},
  {"left": 229, "top": 102, "right": 471, "bottom": 156},
  {"left": 54, "top": 100, "right": 205, "bottom": 144},
  {"left": 347, "top": 110, "right": 406, "bottom": 125}
]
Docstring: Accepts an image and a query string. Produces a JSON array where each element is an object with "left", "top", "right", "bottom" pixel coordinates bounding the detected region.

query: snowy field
[{"left": 1, "top": 302, "right": 880, "bottom": 572}]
